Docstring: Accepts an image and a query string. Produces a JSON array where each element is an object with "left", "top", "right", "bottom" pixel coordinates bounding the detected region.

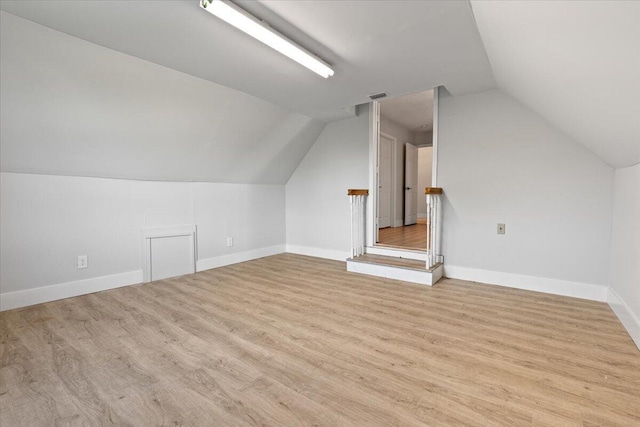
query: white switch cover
[{"left": 77, "top": 255, "right": 88, "bottom": 269}]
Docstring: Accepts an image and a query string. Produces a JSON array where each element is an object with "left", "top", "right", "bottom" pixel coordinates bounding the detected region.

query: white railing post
[
  {"left": 425, "top": 188, "right": 443, "bottom": 268},
  {"left": 348, "top": 190, "right": 368, "bottom": 257}
]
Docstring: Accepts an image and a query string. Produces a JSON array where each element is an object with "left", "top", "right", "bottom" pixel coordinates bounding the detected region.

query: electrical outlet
[
  {"left": 77, "top": 255, "right": 88, "bottom": 269},
  {"left": 497, "top": 223, "right": 506, "bottom": 235},
  {"left": 226, "top": 237, "right": 233, "bottom": 247}
]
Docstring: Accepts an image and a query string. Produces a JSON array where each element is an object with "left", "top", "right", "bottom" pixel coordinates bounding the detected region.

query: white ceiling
[
  {"left": 471, "top": 0, "right": 640, "bottom": 168},
  {"left": 380, "top": 90, "right": 434, "bottom": 132},
  {"left": 0, "top": 0, "right": 496, "bottom": 122},
  {"left": 1, "top": 0, "right": 636, "bottom": 176},
  {"left": 0, "top": 12, "right": 326, "bottom": 184}
]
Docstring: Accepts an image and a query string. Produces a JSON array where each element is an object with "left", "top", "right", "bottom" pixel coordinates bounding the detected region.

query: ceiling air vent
[{"left": 369, "top": 92, "right": 387, "bottom": 100}]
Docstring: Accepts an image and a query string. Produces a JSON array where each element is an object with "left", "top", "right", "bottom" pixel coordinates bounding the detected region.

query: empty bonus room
[{"left": 1, "top": 1, "right": 639, "bottom": 426}]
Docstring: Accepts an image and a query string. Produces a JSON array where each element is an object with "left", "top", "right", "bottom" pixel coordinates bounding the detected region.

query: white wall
[
  {"left": 438, "top": 89, "right": 613, "bottom": 299},
  {"left": 608, "top": 164, "right": 640, "bottom": 347},
  {"left": 380, "top": 115, "right": 414, "bottom": 227},
  {"left": 0, "top": 172, "right": 285, "bottom": 308},
  {"left": 286, "top": 105, "right": 370, "bottom": 260},
  {"left": 417, "top": 147, "right": 433, "bottom": 218},
  {"left": 0, "top": 11, "right": 299, "bottom": 310}
]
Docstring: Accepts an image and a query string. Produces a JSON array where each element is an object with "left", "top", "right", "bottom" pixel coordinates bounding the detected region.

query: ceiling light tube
[{"left": 200, "top": 0, "right": 334, "bottom": 78}]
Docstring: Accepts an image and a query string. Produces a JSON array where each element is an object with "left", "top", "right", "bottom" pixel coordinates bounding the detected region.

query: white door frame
[
  {"left": 379, "top": 131, "right": 397, "bottom": 230},
  {"left": 404, "top": 142, "right": 418, "bottom": 226},
  {"left": 367, "top": 87, "right": 440, "bottom": 248},
  {"left": 367, "top": 101, "right": 380, "bottom": 247},
  {"left": 431, "top": 86, "right": 440, "bottom": 186}
]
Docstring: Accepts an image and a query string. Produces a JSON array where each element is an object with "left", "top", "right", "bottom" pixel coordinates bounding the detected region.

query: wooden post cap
[
  {"left": 347, "top": 189, "right": 369, "bottom": 196},
  {"left": 425, "top": 187, "right": 443, "bottom": 194}
]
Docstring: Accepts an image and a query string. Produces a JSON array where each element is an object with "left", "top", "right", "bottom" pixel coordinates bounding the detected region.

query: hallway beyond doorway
[{"left": 377, "top": 219, "right": 426, "bottom": 250}]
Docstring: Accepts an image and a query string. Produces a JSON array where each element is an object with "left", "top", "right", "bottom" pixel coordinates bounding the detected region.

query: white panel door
[
  {"left": 404, "top": 142, "right": 418, "bottom": 225},
  {"left": 377, "top": 134, "right": 393, "bottom": 229},
  {"left": 150, "top": 235, "right": 193, "bottom": 281}
]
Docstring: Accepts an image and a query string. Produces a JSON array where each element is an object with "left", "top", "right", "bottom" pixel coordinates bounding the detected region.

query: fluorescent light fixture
[{"left": 200, "top": 0, "right": 334, "bottom": 78}]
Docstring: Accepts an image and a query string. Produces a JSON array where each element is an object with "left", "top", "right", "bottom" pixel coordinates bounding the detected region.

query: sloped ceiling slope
[
  {"left": 0, "top": 12, "right": 325, "bottom": 184},
  {"left": 0, "top": 0, "right": 495, "bottom": 121},
  {"left": 471, "top": 1, "right": 640, "bottom": 168}
]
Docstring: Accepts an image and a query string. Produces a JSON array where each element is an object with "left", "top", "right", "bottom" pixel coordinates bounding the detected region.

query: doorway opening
[{"left": 374, "top": 88, "right": 436, "bottom": 251}]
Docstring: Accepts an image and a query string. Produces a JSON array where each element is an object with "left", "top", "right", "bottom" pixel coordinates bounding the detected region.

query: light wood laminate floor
[
  {"left": 378, "top": 219, "right": 427, "bottom": 250},
  {"left": 1, "top": 253, "right": 639, "bottom": 426}
]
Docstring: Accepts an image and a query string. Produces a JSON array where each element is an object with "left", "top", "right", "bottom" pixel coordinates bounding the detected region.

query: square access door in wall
[{"left": 141, "top": 225, "right": 196, "bottom": 282}]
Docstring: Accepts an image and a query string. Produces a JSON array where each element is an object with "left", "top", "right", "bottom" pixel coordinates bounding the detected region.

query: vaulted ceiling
[
  {"left": 0, "top": 11, "right": 326, "bottom": 184},
  {"left": 0, "top": 0, "right": 495, "bottom": 121},
  {"left": 471, "top": 0, "right": 640, "bottom": 168},
  {"left": 1, "top": 0, "right": 637, "bottom": 183}
]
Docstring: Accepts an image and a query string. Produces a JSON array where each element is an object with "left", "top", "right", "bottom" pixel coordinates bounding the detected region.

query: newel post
[
  {"left": 347, "top": 189, "right": 368, "bottom": 257},
  {"left": 425, "top": 187, "right": 443, "bottom": 268}
]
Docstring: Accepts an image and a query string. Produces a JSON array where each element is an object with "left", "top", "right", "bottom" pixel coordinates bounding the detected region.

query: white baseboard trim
[
  {"left": 393, "top": 220, "right": 404, "bottom": 227},
  {"left": 285, "top": 244, "right": 349, "bottom": 261},
  {"left": 196, "top": 244, "right": 285, "bottom": 272},
  {"left": 1, "top": 270, "right": 143, "bottom": 311},
  {"left": 1, "top": 245, "right": 287, "bottom": 311},
  {"left": 417, "top": 213, "right": 427, "bottom": 219},
  {"left": 444, "top": 265, "right": 608, "bottom": 302},
  {"left": 607, "top": 287, "right": 640, "bottom": 350}
]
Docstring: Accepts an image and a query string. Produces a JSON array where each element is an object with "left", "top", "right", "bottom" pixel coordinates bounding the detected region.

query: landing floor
[{"left": 378, "top": 219, "right": 427, "bottom": 250}]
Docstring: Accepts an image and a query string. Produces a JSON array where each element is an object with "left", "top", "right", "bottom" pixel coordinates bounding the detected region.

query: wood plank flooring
[
  {"left": 1, "top": 253, "right": 639, "bottom": 426},
  {"left": 378, "top": 220, "right": 427, "bottom": 250}
]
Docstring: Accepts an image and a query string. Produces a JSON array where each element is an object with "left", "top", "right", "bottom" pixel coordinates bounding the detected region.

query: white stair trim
[
  {"left": 347, "top": 258, "right": 442, "bottom": 286},
  {"left": 365, "top": 246, "right": 427, "bottom": 261}
]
